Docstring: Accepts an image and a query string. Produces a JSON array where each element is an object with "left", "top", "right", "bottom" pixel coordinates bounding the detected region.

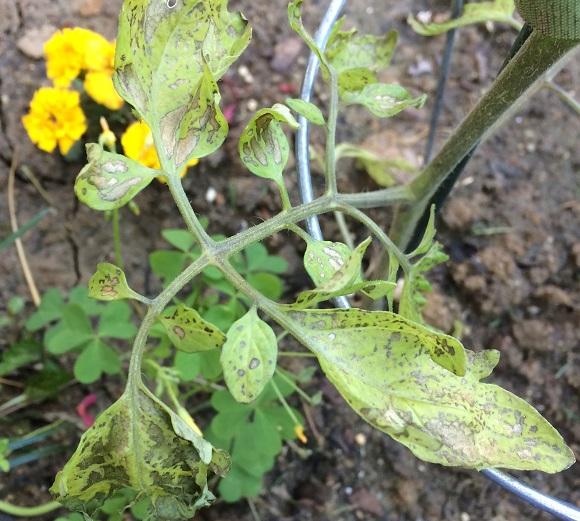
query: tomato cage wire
[{"left": 293, "top": 1, "right": 580, "bottom": 520}]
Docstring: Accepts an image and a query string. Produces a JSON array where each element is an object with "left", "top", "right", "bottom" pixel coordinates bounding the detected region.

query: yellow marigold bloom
[
  {"left": 44, "top": 27, "right": 111, "bottom": 87},
  {"left": 84, "top": 71, "right": 124, "bottom": 110},
  {"left": 22, "top": 87, "right": 87, "bottom": 155},
  {"left": 121, "top": 121, "right": 199, "bottom": 180}
]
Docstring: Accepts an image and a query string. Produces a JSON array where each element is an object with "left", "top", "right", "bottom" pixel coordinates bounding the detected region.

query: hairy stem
[
  {"left": 112, "top": 208, "right": 124, "bottom": 269},
  {"left": 389, "top": 31, "right": 578, "bottom": 250},
  {"left": 0, "top": 500, "right": 61, "bottom": 517},
  {"left": 325, "top": 69, "right": 340, "bottom": 195}
]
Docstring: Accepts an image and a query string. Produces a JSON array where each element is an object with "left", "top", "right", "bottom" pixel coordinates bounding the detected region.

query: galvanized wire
[{"left": 294, "top": 1, "right": 580, "bottom": 520}]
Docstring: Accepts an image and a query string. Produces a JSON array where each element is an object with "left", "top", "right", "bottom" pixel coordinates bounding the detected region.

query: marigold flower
[
  {"left": 84, "top": 70, "right": 124, "bottom": 110},
  {"left": 44, "top": 27, "right": 111, "bottom": 87},
  {"left": 22, "top": 87, "right": 87, "bottom": 155},
  {"left": 121, "top": 121, "right": 199, "bottom": 180}
]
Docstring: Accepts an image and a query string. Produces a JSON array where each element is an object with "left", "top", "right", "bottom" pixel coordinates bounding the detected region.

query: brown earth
[{"left": 0, "top": 0, "right": 579, "bottom": 520}]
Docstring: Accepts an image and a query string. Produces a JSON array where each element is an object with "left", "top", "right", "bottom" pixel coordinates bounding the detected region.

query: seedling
[{"left": 48, "top": 1, "right": 577, "bottom": 520}]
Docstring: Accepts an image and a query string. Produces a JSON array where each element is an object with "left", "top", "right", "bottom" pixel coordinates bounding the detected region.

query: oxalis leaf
[
  {"left": 51, "top": 388, "right": 229, "bottom": 521},
  {"left": 221, "top": 307, "right": 278, "bottom": 403},
  {"left": 114, "top": 0, "right": 251, "bottom": 170},
  {"left": 238, "top": 104, "right": 299, "bottom": 188},
  {"left": 89, "top": 263, "right": 141, "bottom": 302},
  {"left": 160, "top": 304, "right": 226, "bottom": 353},
  {"left": 408, "top": 0, "right": 516, "bottom": 36},
  {"left": 343, "top": 83, "right": 427, "bottom": 118},
  {"left": 283, "top": 308, "right": 574, "bottom": 472},
  {"left": 75, "top": 144, "right": 157, "bottom": 211}
]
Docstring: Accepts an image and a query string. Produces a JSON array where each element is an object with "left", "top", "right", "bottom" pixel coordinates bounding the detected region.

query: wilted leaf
[
  {"left": 336, "top": 143, "right": 416, "bottom": 187},
  {"left": 238, "top": 104, "right": 299, "bottom": 188},
  {"left": 288, "top": 0, "right": 330, "bottom": 74},
  {"left": 285, "top": 98, "right": 325, "bottom": 125},
  {"left": 51, "top": 388, "right": 228, "bottom": 521},
  {"left": 160, "top": 305, "right": 226, "bottom": 353},
  {"left": 114, "top": 0, "right": 251, "bottom": 170},
  {"left": 283, "top": 308, "right": 573, "bottom": 472},
  {"left": 408, "top": 0, "right": 516, "bottom": 36},
  {"left": 327, "top": 18, "right": 398, "bottom": 75},
  {"left": 89, "top": 263, "right": 141, "bottom": 301},
  {"left": 75, "top": 144, "right": 157, "bottom": 211},
  {"left": 343, "top": 83, "right": 427, "bottom": 118},
  {"left": 221, "top": 308, "right": 278, "bottom": 403}
]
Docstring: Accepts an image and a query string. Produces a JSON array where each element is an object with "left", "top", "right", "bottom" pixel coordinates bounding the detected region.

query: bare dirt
[{"left": 0, "top": 0, "right": 579, "bottom": 520}]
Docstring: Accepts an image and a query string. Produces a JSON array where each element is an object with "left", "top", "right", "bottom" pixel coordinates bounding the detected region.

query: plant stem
[
  {"left": 275, "top": 368, "right": 318, "bottom": 405},
  {"left": 270, "top": 378, "right": 302, "bottom": 427},
  {"left": 279, "top": 351, "right": 317, "bottom": 358},
  {"left": 544, "top": 80, "right": 580, "bottom": 115},
  {"left": 325, "top": 69, "right": 340, "bottom": 195},
  {"left": 390, "top": 31, "right": 578, "bottom": 250},
  {"left": 339, "top": 204, "right": 411, "bottom": 273},
  {"left": 166, "top": 175, "right": 215, "bottom": 251},
  {"left": 0, "top": 500, "right": 61, "bottom": 517},
  {"left": 112, "top": 208, "right": 124, "bottom": 269}
]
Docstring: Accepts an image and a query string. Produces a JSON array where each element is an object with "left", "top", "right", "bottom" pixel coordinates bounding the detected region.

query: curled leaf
[
  {"left": 88, "top": 263, "right": 142, "bottom": 302},
  {"left": 408, "top": 0, "right": 516, "bottom": 36},
  {"left": 75, "top": 144, "right": 157, "bottom": 211},
  {"left": 238, "top": 104, "right": 299, "bottom": 186},
  {"left": 160, "top": 304, "right": 226, "bottom": 353},
  {"left": 51, "top": 388, "right": 229, "bottom": 520},
  {"left": 221, "top": 308, "right": 278, "bottom": 403},
  {"left": 343, "top": 83, "right": 427, "bottom": 118},
  {"left": 283, "top": 308, "right": 574, "bottom": 472},
  {"left": 303, "top": 239, "right": 353, "bottom": 287}
]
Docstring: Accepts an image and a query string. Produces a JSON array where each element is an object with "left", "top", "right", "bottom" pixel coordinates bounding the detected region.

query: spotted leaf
[
  {"left": 160, "top": 304, "right": 226, "bottom": 353},
  {"left": 343, "top": 83, "right": 427, "bottom": 118},
  {"left": 220, "top": 307, "right": 277, "bottom": 403},
  {"left": 75, "top": 144, "right": 157, "bottom": 211},
  {"left": 238, "top": 104, "right": 299, "bottom": 188},
  {"left": 51, "top": 388, "right": 229, "bottom": 521},
  {"left": 282, "top": 308, "right": 573, "bottom": 472},
  {"left": 88, "top": 263, "right": 141, "bottom": 302}
]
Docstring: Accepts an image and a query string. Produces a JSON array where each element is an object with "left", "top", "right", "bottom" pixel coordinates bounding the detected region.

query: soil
[{"left": 1, "top": 0, "right": 579, "bottom": 520}]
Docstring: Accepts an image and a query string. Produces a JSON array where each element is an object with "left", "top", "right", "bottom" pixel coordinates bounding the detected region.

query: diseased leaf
[
  {"left": 160, "top": 305, "right": 226, "bottom": 353},
  {"left": 303, "top": 239, "right": 352, "bottom": 287},
  {"left": 283, "top": 308, "right": 573, "bottom": 472},
  {"left": 327, "top": 18, "right": 398, "bottom": 75},
  {"left": 89, "top": 263, "right": 141, "bottom": 301},
  {"left": 285, "top": 98, "right": 325, "bottom": 125},
  {"left": 221, "top": 307, "right": 278, "bottom": 403},
  {"left": 75, "top": 144, "right": 157, "bottom": 211},
  {"left": 114, "top": 0, "right": 251, "bottom": 170},
  {"left": 238, "top": 104, "right": 299, "bottom": 187},
  {"left": 408, "top": 0, "right": 516, "bottom": 36},
  {"left": 284, "top": 308, "right": 465, "bottom": 376},
  {"left": 343, "top": 83, "right": 427, "bottom": 118},
  {"left": 336, "top": 143, "right": 416, "bottom": 187},
  {"left": 51, "top": 388, "right": 228, "bottom": 521}
]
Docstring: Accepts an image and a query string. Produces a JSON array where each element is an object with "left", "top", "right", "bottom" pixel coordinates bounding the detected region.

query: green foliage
[
  {"left": 399, "top": 208, "right": 449, "bottom": 324},
  {"left": 285, "top": 98, "right": 326, "bottom": 125},
  {"left": 0, "top": 438, "right": 9, "bottom": 472},
  {"left": 0, "top": 339, "right": 42, "bottom": 377},
  {"left": 408, "top": 0, "right": 516, "bottom": 36},
  {"left": 75, "top": 144, "right": 157, "bottom": 211},
  {"left": 27, "top": 287, "right": 136, "bottom": 384},
  {"left": 342, "top": 83, "right": 427, "bottom": 118},
  {"left": 221, "top": 308, "right": 278, "bottom": 403},
  {"left": 206, "top": 376, "right": 304, "bottom": 502},
  {"left": 283, "top": 308, "right": 574, "bottom": 472},
  {"left": 51, "top": 388, "right": 229, "bottom": 521}
]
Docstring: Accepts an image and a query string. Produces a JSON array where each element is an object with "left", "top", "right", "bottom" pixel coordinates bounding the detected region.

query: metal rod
[
  {"left": 295, "top": 2, "right": 579, "bottom": 520},
  {"left": 423, "top": 0, "right": 464, "bottom": 164}
]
